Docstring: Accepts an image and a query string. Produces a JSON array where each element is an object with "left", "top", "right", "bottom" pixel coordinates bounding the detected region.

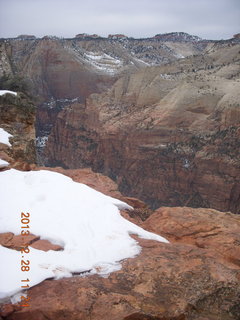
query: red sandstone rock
[
  {"left": 2, "top": 234, "right": 40, "bottom": 250},
  {"left": 122, "top": 197, "right": 148, "bottom": 209},
  {"left": 4, "top": 237, "right": 240, "bottom": 320},
  {"left": 0, "top": 232, "right": 63, "bottom": 252},
  {"left": 0, "top": 233, "right": 14, "bottom": 247},
  {"left": 44, "top": 43, "right": 240, "bottom": 214},
  {"left": 30, "top": 240, "right": 63, "bottom": 252},
  {"left": 233, "top": 33, "right": 240, "bottom": 39},
  {"left": 0, "top": 304, "right": 15, "bottom": 318},
  {"left": 144, "top": 207, "right": 240, "bottom": 266},
  {"left": 2, "top": 207, "right": 240, "bottom": 320}
]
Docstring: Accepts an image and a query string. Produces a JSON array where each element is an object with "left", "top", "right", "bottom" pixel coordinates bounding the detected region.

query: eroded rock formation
[
  {"left": 0, "top": 92, "right": 36, "bottom": 166},
  {"left": 44, "top": 42, "right": 240, "bottom": 213},
  {"left": 1, "top": 37, "right": 240, "bottom": 319}
]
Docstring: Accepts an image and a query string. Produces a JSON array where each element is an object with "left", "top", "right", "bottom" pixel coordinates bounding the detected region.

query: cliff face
[
  {"left": 2, "top": 35, "right": 207, "bottom": 147},
  {"left": 15, "top": 38, "right": 116, "bottom": 101},
  {"left": 0, "top": 35, "right": 208, "bottom": 101},
  {"left": 1, "top": 34, "right": 240, "bottom": 320},
  {"left": 1, "top": 35, "right": 239, "bottom": 212},
  {"left": 45, "top": 42, "right": 240, "bottom": 213},
  {"left": 0, "top": 92, "right": 36, "bottom": 166}
]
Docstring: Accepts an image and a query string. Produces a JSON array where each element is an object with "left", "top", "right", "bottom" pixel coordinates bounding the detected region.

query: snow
[
  {"left": 175, "top": 53, "right": 185, "bottom": 59},
  {"left": 133, "top": 57, "right": 150, "bottom": 66},
  {"left": 0, "top": 90, "right": 17, "bottom": 96},
  {"left": 0, "top": 169, "right": 168, "bottom": 299},
  {"left": 159, "top": 73, "right": 173, "bottom": 80},
  {"left": 0, "top": 159, "right": 9, "bottom": 168},
  {"left": 84, "top": 51, "right": 123, "bottom": 74},
  {"left": 0, "top": 128, "right": 13, "bottom": 146},
  {"left": 183, "top": 159, "right": 190, "bottom": 169},
  {"left": 85, "top": 52, "right": 121, "bottom": 64}
]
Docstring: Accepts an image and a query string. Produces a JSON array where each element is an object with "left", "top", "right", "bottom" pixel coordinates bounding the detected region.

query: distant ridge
[{"left": 1, "top": 31, "right": 239, "bottom": 42}]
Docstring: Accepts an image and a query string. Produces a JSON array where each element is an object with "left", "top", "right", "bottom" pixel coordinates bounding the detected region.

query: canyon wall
[
  {"left": 0, "top": 92, "right": 36, "bottom": 166},
  {"left": 1, "top": 34, "right": 239, "bottom": 213},
  {"left": 0, "top": 35, "right": 240, "bottom": 319},
  {"left": 45, "top": 42, "right": 240, "bottom": 213},
  {"left": 0, "top": 33, "right": 211, "bottom": 154}
]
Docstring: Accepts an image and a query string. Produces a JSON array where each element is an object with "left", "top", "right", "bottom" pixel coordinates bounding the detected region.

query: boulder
[{"left": 143, "top": 207, "right": 240, "bottom": 266}]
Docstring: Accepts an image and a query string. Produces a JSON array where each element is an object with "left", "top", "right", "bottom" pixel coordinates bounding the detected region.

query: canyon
[
  {"left": 0, "top": 112, "right": 240, "bottom": 319},
  {"left": 0, "top": 35, "right": 240, "bottom": 317},
  {"left": 0, "top": 33, "right": 239, "bottom": 214},
  {"left": 42, "top": 37, "right": 240, "bottom": 213},
  {"left": 0, "top": 33, "right": 240, "bottom": 213}
]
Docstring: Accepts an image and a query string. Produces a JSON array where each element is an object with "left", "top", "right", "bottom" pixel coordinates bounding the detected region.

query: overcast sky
[{"left": 0, "top": 0, "right": 239, "bottom": 40}]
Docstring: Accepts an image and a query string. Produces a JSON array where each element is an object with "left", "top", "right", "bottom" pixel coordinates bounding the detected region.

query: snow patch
[
  {"left": 159, "top": 74, "right": 174, "bottom": 80},
  {"left": 0, "top": 128, "right": 13, "bottom": 146},
  {"left": 183, "top": 159, "right": 190, "bottom": 169},
  {"left": 0, "top": 90, "right": 17, "bottom": 96},
  {"left": 0, "top": 169, "right": 168, "bottom": 299},
  {"left": 175, "top": 53, "right": 185, "bottom": 59},
  {"left": 133, "top": 57, "right": 150, "bottom": 66},
  {"left": 84, "top": 51, "right": 123, "bottom": 74},
  {"left": 0, "top": 159, "right": 9, "bottom": 168}
]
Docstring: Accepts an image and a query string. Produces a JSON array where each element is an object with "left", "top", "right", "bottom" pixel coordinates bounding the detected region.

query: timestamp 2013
[{"left": 20, "top": 212, "right": 31, "bottom": 307}]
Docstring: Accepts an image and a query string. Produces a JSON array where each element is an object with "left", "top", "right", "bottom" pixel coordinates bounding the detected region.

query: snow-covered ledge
[
  {"left": 0, "top": 159, "right": 9, "bottom": 168},
  {"left": 0, "top": 128, "right": 13, "bottom": 147},
  {"left": 0, "top": 169, "right": 168, "bottom": 300},
  {"left": 0, "top": 90, "right": 17, "bottom": 96}
]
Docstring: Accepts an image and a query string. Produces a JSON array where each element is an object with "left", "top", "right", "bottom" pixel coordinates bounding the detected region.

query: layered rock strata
[
  {"left": 45, "top": 42, "right": 240, "bottom": 213},
  {"left": 0, "top": 92, "right": 36, "bottom": 166}
]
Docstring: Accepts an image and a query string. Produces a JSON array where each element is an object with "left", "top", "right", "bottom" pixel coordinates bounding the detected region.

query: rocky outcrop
[
  {"left": 0, "top": 92, "right": 36, "bottom": 166},
  {"left": 44, "top": 42, "right": 240, "bottom": 213},
  {"left": 0, "top": 232, "right": 63, "bottom": 252},
  {"left": 143, "top": 207, "right": 240, "bottom": 266},
  {"left": 2, "top": 207, "right": 240, "bottom": 320},
  {"left": 153, "top": 32, "right": 201, "bottom": 42},
  {"left": 233, "top": 33, "right": 240, "bottom": 39}
]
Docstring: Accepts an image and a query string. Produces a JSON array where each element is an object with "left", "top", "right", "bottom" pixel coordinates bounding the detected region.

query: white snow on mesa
[
  {"left": 175, "top": 53, "right": 185, "bottom": 59},
  {"left": 0, "top": 159, "right": 9, "bottom": 168},
  {"left": 0, "top": 169, "right": 168, "bottom": 299},
  {"left": 0, "top": 90, "right": 17, "bottom": 96},
  {"left": 133, "top": 57, "right": 150, "bottom": 66},
  {"left": 0, "top": 128, "right": 13, "bottom": 146},
  {"left": 84, "top": 51, "right": 123, "bottom": 74}
]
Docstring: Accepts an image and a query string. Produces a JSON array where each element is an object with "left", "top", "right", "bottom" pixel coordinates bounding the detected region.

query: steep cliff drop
[
  {"left": 0, "top": 33, "right": 210, "bottom": 162},
  {"left": 1, "top": 35, "right": 239, "bottom": 213},
  {"left": 0, "top": 67, "right": 240, "bottom": 320},
  {"left": 44, "top": 40, "right": 240, "bottom": 213},
  {"left": 0, "top": 90, "right": 36, "bottom": 168}
]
